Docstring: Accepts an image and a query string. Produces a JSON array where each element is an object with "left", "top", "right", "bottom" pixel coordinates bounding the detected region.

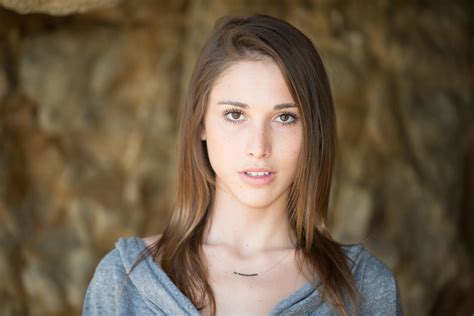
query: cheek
[
  {"left": 283, "top": 145, "right": 301, "bottom": 171},
  {"left": 207, "top": 141, "right": 229, "bottom": 164},
  {"left": 278, "top": 129, "right": 302, "bottom": 160},
  {"left": 205, "top": 128, "right": 239, "bottom": 172},
  {"left": 283, "top": 142, "right": 302, "bottom": 182}
]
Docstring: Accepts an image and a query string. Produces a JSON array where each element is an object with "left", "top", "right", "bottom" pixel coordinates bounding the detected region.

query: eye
[
  {"left": 222, "top": 108, "right": 299, "bottom": 126},
  {"left": 275, "top": 112, "right": 298, "bottom": 126},
  {"left": 222, "top": 109, "right": 245, "bottom": 124}
]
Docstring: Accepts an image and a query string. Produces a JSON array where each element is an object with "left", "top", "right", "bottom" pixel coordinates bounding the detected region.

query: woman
[{"left": 83, "top": 14, "right": 403, "bottom": 316}]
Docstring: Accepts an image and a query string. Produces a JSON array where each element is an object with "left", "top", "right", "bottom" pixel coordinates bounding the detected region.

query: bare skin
[{"left": 143, "top": 234, "right": 312, "bottom": 316}]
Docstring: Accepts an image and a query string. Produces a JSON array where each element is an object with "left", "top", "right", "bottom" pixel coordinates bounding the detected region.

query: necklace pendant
[{"left": 233, "top": 271, "right": 258, "bottom": 277}]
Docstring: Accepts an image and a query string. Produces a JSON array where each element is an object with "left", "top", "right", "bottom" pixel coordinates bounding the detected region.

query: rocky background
[{"left": 0, "top": 0, "right": 472, "bottom": 315}]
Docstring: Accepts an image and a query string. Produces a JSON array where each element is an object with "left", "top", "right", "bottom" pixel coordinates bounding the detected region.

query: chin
[{"left": 236, "top": 194, "right": 280, "bottom": 209}]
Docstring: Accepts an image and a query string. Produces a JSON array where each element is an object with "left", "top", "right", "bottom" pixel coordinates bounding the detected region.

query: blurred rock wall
[{"left": 0, "top": 0, "right": 472, "bottom": 315}]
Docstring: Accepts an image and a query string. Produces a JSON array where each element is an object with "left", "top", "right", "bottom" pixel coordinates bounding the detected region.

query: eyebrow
[{"left": 217, "top": 100, "right": 297, "bottom": 110}]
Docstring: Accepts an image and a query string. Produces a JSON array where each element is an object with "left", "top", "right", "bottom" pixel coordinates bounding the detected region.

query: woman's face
[{"left": 201, "top": 59, "right": 303, "bottom": 209}]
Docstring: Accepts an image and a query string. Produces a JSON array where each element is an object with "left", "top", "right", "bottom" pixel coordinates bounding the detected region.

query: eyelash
[{"left": 222, "top": 108, "right": 298, "bottom": 126}]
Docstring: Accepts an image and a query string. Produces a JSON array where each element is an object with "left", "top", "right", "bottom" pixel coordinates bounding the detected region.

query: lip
[
  {"left": 241, "top": 168, "right": 275, "bottom": 173},
  {"left": 239, "top": 170, "right": 276, "bottom": 186}
]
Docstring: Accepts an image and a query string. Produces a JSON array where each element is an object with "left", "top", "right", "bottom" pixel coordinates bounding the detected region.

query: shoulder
[
  {"left": 340, "top": 243, "right": 396, "bottom": 285},
  {"left": 86, "top": 235, "right": 158, "bottom": 283},
  {"left": 354, "top": 246, "right": 398, "bottom": 292},
  {"left": 89, "top": 247, "right": 127, "bottom": 282},
  {"left": 83, "top": 247, "right": 128, "bottom": 314},
  {"left": 342, "top": 243, "right": 403, "bottom": 315},
  {"left": 83, "top": 238, "right": 146, "bottom": 315}
]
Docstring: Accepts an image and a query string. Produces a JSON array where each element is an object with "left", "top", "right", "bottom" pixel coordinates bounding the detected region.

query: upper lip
[{"left": 241, "top": 168, "right": 275, "bottom": 173}]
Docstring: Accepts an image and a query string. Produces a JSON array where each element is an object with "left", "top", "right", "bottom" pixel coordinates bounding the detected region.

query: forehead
[{"left": 209, "top": 59, "right": 295, "bottom": 108}]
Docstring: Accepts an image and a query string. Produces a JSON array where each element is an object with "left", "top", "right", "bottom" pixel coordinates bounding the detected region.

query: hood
[
  {"left": 116, "top": 237, "right": 201, "bottom": 315},
  {"left": 115, "top": 236, "right": 365, "bottom": 315}
]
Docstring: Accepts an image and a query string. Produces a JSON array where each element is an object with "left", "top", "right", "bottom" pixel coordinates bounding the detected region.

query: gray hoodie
[{"left": 83, "top": 237, "right": 403, "bottom": 315}]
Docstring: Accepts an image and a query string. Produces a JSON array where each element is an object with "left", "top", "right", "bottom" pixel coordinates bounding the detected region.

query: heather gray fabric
[{"left": 83, "top": 237, "right": 403, "bottom": 315}]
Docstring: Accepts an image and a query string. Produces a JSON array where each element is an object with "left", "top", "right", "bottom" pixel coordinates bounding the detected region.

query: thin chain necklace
[{"left": 207, "top": 247, "right": 294, "bottom": 277}]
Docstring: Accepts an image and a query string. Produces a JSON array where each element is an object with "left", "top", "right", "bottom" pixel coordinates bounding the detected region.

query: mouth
[
  {"left": 239, "top": 170, "right": 276, "bottom": 185},
  {"left": 240, "top": 168, "right": 275, "bottom": 175},
  {"left": 242, "top": 171, "right": 273, "bottom": 177}
]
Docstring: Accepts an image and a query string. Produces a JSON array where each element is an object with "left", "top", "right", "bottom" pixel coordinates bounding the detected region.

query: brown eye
[
  {"left": 231, "top": 112, "right": 241, "bottom": 120},
  {"left": 276, "top": 112, "right": 297, "bottom": 125},
  {"left": 280, "top": 114, "right": 290, "bottom": 122},
  {"left": 222, "top": 109, "right": 245, "bottom": 124}
]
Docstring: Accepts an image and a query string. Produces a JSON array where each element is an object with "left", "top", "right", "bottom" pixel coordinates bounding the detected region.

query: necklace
[{"left": 207, "top": 247, "right": 294, "bottom": 278}]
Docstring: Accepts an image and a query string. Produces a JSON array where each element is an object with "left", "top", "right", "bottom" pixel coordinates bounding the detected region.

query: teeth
[{"left": 245, "top": 171, "right": 271, "bottom": 177}]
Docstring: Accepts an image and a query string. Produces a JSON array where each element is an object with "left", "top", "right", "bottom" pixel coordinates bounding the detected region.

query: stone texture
[
  {"left": 0, "top": 0, "right": 122, "bottom": 15},
  {"left": 0, "top": 0, "right": 472, "bottom": 315}
]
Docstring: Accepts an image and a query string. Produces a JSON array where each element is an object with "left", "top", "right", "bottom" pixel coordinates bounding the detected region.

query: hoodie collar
[
  {"left": 115, "top": 236, "right": 364, "bottom": 315},
  {"left": 116, "top": 237, "right": 201, "bottom": 315}
]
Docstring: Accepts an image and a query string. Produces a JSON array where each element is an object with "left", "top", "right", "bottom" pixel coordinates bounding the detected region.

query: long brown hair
[{"left": 137, "top": 14, "right": 362, "bottom": 316}]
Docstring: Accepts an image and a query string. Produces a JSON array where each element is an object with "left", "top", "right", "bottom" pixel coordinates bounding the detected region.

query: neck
[{"left": 203, "top": 187, "right": 296, "bottom": 256}]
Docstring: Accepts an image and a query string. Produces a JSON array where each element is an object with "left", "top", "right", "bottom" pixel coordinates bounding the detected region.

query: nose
[{"left": 246, "top": 122, "right": 271, "bottom": 159}]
